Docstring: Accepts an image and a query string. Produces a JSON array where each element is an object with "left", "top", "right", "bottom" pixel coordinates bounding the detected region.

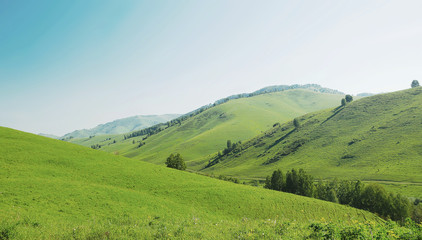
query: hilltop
[
  {"left": 70, "top": 89, "right": 345, "bottom": 169},
  {"left": 203, "top": 87, "right": 422, "bottom": 197},
  {"left": 61, "top": 114, "right": 181, "bottom": 139},
  {"left": 0, "top": 126, "right": 379, "bottom": 238}
]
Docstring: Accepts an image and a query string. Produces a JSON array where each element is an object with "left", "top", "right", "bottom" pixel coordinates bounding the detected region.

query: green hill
[
  {"left": 61, "top": 114, "right": 181, "bottom": 139},
  {"left": 203, "top": 87, "right": 422, "bottom": 198},
  {"left": 71, "top": 89, "right": 344, "bottom": 170},
  {"left": 0, "top": 127, "right": 380, "bottom": 239}
]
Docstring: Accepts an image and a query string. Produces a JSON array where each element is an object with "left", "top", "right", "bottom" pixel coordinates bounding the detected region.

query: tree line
[{"left": 265, "top": 168, "right": 421, "bottom": 223}]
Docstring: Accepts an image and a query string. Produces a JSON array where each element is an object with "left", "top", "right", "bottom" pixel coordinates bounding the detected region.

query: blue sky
[{"left": 1, "top": 0, "right": 422, "bottom": 135}]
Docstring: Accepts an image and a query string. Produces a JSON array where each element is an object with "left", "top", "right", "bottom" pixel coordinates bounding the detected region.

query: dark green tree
[
  {"left": 165, "top": 153, "right": 186, "bottom": 170},
  {"left": 270, "top": 169, "right": 284, "bottom": 191},
  {"left": 360, "top": 184, "right": 389, "bottom": 217},
  {"left": 345, "top": 95, "right": 353, "bottom": 103},
  {"left": 293, "top": 118, "right": 300, "bottom": 129},
  {"left": 350, "top": 180, "right": 364, "bottom": 208},
  {"left": 285, "top": 169, "right": 298, "bottom": 194},
  {"left": 389, "top": 193, "right": 411, "bottom": 221},
  {"left": 315, "top": 181, "right": 325, "bottom": 200},
  {"left": 341, "top": 98, "right": 346, "bottom": 106},
  {"left": 326, "top": 188, "right": 339, "bottom": 203},
  {"left": 411, "top": 80, "right": 420, "bottom": 88},
  {"left": 227, "top": 140, "right": 232, "bottom": 150},
  {"left": 297, "top": 169, "right": 314, "bottom": 197},
  {"left": 264, "top": 175, "right": 271, "bottom": 189},
  {"left": 337, "top": 180, "right": 354, "bottom": 205}
]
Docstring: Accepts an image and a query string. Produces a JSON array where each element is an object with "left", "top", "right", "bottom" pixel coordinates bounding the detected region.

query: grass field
[
  {"left": 203, "top": 87, "right": 422, "bottom": 198},
  {"left": 0, "top": 126, "right": 385, "bottom": 239},
  {"left": 69, "top": 89, "right": 344, "bottom": 170}
]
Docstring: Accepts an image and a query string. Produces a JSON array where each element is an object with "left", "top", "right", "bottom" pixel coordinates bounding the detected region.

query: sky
[{"left": 1, "top": 0, "right": 422, "bottom": 136}]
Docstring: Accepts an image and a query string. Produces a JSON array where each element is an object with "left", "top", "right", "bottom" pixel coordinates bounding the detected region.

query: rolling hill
[
  {"left": 203, "top": 87, "right": 422, "bottom": 198},
  {"left": 70, "top": 89, "right": 345, "bottom": 170},
  {"left": 0, "top": 126, "right": 380, "bottom": 239},
  {"left": 61, "top": 114, "right": 181, "bottom": 139}
]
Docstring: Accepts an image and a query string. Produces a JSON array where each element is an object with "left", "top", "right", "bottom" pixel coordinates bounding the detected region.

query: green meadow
[
  {"left": 204, "top": 87, "right": 422, "bottom": 198},
  {"left": 1, "top": 126, "right": 385, "bottom": 239}
]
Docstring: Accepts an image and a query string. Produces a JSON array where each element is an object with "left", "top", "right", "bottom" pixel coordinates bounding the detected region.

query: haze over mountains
[
  {"left": 57, "top": 114, "right": 181, "bottom": 139},
  {"left": 67, "top": 84, "right": 346, "bottom": 164},
  {"left": 41, "top": 84, "right": 352, "bottom": 140}
]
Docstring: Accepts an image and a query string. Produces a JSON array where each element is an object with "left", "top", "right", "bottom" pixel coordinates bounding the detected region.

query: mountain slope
[
  {"left": 61, "top": 114, "right": 181, "bottom": 139},
  {"left": 0, "top": 127, "right": 378, "bottom": 238},
  {"left": 203, "top": 87, "right": 422, "bottom": 196},
  {"left": 75, "top": 89, "right": 344, "bottom": 169}
]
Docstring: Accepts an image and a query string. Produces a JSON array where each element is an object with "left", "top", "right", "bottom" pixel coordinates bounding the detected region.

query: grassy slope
[
  {"left": 204, "top": 88, "right": 422, "bottom": 197},
  {"left": 0, "top": 127, "right": 378, "bottom": 238},
  {"left": 71, "top": 90, "right": 344, "bottom": 170}
]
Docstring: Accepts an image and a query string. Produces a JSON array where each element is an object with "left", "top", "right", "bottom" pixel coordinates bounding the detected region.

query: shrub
[{"left": 165, "top": 153, "right": 186, "bottom": 170}]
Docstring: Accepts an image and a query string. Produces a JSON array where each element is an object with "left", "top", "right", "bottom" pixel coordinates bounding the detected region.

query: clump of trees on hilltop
[
  {"left": 341, "top": 94, "right": 353, "bottom": 106},
  {"left": 265, "top": 168, "right": 421, "bottom": 223}
]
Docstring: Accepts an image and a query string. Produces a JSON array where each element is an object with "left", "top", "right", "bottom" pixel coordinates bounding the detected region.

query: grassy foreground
[{"left": 0, "top": 126, "right": 384, "bottom": 239}]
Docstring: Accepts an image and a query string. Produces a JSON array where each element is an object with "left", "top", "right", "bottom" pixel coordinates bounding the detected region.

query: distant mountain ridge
[
  {"left": 61, "top": 114, "right": 181, "bottom": 139},
  {"left": 213, "top": 84, "right": 344, "bottom": 105}
]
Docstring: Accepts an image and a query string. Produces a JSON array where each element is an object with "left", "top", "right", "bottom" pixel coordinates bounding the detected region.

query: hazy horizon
[{"left": 1, "top": 0, "right": 422, "bottom": 135}]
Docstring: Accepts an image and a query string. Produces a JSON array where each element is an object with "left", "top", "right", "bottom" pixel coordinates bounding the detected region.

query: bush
[{"left": 165, "top": 153, "right": 186, "bottom": 170}]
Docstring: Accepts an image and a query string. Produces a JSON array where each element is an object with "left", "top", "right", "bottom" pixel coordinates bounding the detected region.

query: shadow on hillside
[
  {"left": 321, "top": 106, "right": 344, "bottom": 125},
  {"left": 266, "top": 128, "right": 296, "bottom": 151}
]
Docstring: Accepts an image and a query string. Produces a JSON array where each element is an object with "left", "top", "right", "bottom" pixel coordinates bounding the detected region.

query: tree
[
  {"left": 264, "top": 176, "right": 271, "bottom": 189},
  {"left": 226, "top": 140, "right": 232, "bottom": 150},
  {"left": 293, "top": 118, "right": 300, "bottom": 129},
  {"left": 165, "top": 153, "right": 186, "bottom": 170},
  {"left": 285, "top": 169, "right": 298, "bottom": 194},
  {"left": 341, "top": 98, "right": 346, "bottom": 106},
  {"left": 345, "top": 95, "right": 353, "bottom": 103},
  {"left": 297, "top": 169, "right": 314, "bottom": 197},
  {"left": 360, "top": 184, "right": 389, "bottom": 217},
  {"left": 270, "top": 169, "right": 284, "bottom": 191},
  {"left": 411, "top": 80, "right": 420, "bottom": 88}
]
